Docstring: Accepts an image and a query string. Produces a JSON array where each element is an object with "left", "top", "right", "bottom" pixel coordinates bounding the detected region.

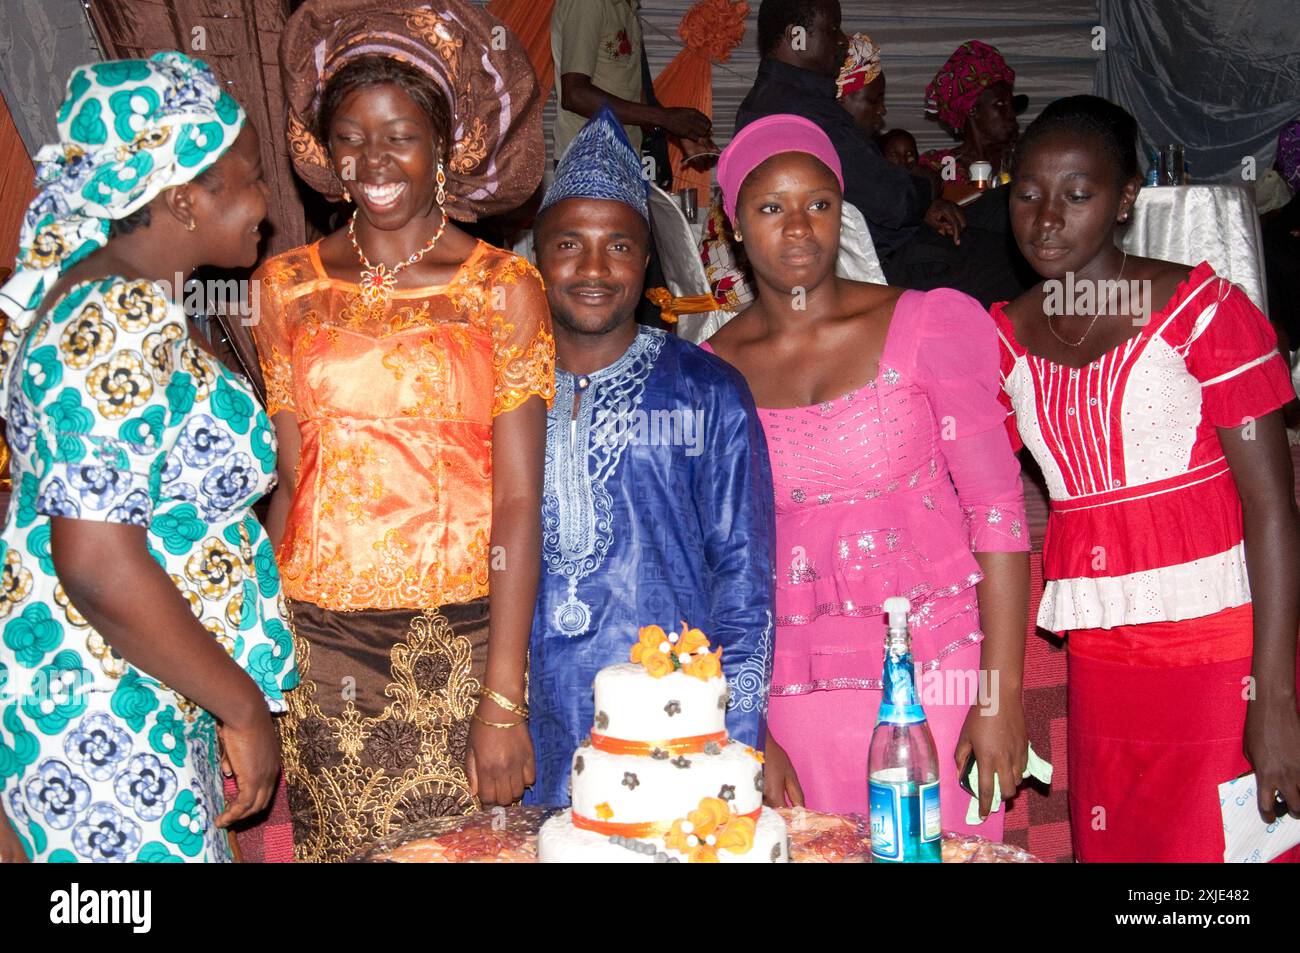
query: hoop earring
[{"left": 435, "top": 161, "right": 447, "bottom": 207}]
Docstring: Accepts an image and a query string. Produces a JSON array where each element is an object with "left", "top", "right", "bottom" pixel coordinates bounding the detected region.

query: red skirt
[{"left": 1068, "top": 611, "right": 1300, "bottom": 862}]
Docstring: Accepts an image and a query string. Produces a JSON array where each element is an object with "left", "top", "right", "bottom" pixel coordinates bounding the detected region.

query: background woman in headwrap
[
  {"left": 919, "top": 40, "right": 1025, "bottom": 188},
  {"left": 0, "top": 52, "right": 297, "bottom": 863},
  {"left": 836, "top": 32, "right": 886, "bottom": 140},
  {"left": 256, "top": 0, "right": 551, "bottom": 861}
]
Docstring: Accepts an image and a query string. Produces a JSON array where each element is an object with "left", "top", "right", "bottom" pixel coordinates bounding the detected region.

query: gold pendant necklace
[{"left": 348, "top": 207, "right": 448, "bottom": 311}]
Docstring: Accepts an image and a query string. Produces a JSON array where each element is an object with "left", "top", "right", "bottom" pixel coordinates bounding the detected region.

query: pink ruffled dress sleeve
[{"left": 915, "top": 289, "right": 1029, "bottom": 553}]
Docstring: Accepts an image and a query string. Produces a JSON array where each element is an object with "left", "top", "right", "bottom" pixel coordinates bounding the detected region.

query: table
[
  {"left": 1120, "top": 184, "right": 1268, "bottom": 315},
  {"left": 351, "top": 806, "right": 1043, "bottom": 863}
]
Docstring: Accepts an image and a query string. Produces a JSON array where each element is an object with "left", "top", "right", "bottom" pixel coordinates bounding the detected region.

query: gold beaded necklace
[{"left": 348, "top": 206, "right": 448, "bottom": 310}]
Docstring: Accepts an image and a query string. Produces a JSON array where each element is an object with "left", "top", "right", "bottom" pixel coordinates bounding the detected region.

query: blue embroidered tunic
[{"left": 524, "top": 328, "right": 776, "bottom": 806}]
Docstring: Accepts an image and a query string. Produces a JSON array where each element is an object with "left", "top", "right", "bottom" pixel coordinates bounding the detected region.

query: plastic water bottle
[{"left": 868, "top": 596, "right": 941, "bottom": 862}]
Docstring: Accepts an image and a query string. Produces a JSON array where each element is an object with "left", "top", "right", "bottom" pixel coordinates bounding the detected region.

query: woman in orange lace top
[{"left": 254, "top": 0, "right": 550, "bottom": 861}]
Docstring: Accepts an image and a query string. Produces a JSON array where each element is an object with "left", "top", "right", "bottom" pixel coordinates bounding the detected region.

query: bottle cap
[{"left": 883, "top": 596, "right": 910, "bottom": 629}]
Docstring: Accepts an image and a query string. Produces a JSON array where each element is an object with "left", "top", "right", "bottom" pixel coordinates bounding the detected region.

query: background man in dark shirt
[{"left": 737, "top": 0, "right": 1032, "bottom": 305}]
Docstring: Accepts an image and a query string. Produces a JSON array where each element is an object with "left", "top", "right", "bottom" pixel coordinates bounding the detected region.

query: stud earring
[
  {"left": 435, "top": 161, "right": 447, "bottom": 207},
  {"left": 733, "top": 231, "right": 743, "bottom": 242},
  {"left": 186, "top": 220, "right": 197, "bottom": 232}
]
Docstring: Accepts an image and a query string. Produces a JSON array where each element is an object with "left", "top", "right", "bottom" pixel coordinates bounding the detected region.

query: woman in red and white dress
[{"left": 990, "top": 95, "right": 1300, "bottom": 862}]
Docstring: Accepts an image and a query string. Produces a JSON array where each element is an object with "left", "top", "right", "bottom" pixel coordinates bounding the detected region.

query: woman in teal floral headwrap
[{"left": 0, "top": 51, "right": 297, "bottom": 863}]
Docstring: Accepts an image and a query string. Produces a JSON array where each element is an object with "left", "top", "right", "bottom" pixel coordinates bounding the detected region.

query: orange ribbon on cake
[
  {"left": 572, "top": 805, "right": 760, "bottom": 840},
  {"left": 588, "top": 730, "right": 727, "bottom": 756}
]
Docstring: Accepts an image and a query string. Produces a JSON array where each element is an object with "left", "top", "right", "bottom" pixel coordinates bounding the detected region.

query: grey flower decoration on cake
[
  {"left": 664, "top": 700, "right": 681, "bottom": 717},
  {"left": 718, "top": 784, "right": 735, "bottom": 802},
  {"left": 651, "top": 747, "right": 669, "bottom": 760},
  {"left": 754, "top": 770, "right": 764, "bottom": 792},
  {"left": 704, "top": 741, "right": 722, "bottom": 755},
  {"left": 594, "top": 710, "right": 609, "bottom": 730},
  {"left": 770, "top": 843, "right": 782, "bottom": 862},
  {"left": 672, "top": 756, "right": 692, "bottom": 769},
  {"left": 622, "top": 771, "right": 639, "bottom": 790},
  {"left": 574, "top": 755, "right": 585, "bottom": 775},
  {"left": 716, "top": 688, "right": 731, "bottom": 710}
]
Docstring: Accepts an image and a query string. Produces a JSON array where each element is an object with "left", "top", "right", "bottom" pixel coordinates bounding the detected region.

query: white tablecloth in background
[{"left": 1119, "top": 184, "right": 1268, "bottom": 315}]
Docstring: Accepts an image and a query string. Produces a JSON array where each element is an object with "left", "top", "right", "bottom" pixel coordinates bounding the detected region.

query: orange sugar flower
[
  {"left": 643, "top": 651, "right": 676, "bottom": 679},
  {"left": 675, "top": 621, "right": 710, "bottom": 657},
  {"left": 690, "top": 797, "right": 731, "bottom": 835},
  {"left": 595, "top": 802, "right": 614, "bottom": 820},
  {"left": 683, "top": 646, "right": 723, "bottom": 681},
  {"left": 715, "top": 815, "right": 757, "bottom": 855},
  {"left": 631, "top": 624, "right": 669, "bottom": 663}
]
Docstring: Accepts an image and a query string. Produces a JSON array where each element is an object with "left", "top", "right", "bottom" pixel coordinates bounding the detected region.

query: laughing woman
[
  {"left": 0, "top": 53, "right": 296, "bottom": 863},
  {"left": 255, "top": 0, "right": 550, "bottom": 861}
]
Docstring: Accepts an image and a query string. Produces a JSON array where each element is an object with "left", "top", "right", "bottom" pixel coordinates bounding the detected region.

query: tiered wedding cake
[{"left": 538, "top": 624, "right": 789, "bottom": 863}]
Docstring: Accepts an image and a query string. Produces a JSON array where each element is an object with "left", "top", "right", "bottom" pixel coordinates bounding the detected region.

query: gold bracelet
[
  {"left": 473, "top": 713, "right": 524, "bottom": 729},
  {"left": 479, "top": 686, "right": 529, "bottom": 718}
]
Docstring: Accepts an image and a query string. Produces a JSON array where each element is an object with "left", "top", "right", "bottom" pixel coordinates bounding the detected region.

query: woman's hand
[
  {"left": 954, "top": 695, "right": 1028, "bottom": 820},
  {"left": 762, "top": 729, "right": 805, "bottom": 808},
  {"left": 466, "top": 697, "right": 535, "bottom": 807},
  {"left": 1244, "top": 697, "right": 1300, "bottom": 822},
  {"left": 215, "top": 708, "right": 282, "bottom": 828},
  {"left": 0, "top": 809, "right": 29, "bottom": 863}
]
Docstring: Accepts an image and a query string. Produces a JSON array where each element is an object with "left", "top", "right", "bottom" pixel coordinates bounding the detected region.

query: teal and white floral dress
[{"left": 0, "top": 276, "right": 298, "bottom": 862}]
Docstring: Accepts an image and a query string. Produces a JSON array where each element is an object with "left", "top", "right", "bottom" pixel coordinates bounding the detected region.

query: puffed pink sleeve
[{"left": 916, "top": 289, "right": 1029, "bottom": 553}]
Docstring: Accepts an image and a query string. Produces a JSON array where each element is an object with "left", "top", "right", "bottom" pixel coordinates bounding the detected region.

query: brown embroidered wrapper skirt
[{"left": 279, "top": 597, "right": 489, "bottom": 862}]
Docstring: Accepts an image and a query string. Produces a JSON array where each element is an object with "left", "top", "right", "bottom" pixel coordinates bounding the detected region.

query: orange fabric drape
[
  {"left": 652, "top": 0, "right": 748, "bottom": 195},
  {"left": 486, "top": 0, "right": 557, "bottom": 104}
]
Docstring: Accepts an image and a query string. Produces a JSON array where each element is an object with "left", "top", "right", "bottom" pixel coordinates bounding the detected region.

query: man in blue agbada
[{"left": 523, "top": 106, "right": 775, "bottom": 806}]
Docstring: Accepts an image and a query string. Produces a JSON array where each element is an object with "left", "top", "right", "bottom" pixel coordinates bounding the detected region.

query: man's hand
[
  {"left": 658, "top": 107, "right": 711, "bottom": 142},
  {"left": 925, "top": 198, "right": 968, "bottom": 244}
]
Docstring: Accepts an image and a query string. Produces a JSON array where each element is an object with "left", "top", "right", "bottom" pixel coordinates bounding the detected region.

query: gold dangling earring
[
  {"left": 435, "top": 161, "right": 447, "bottom": 207},
  {"left": 343, "top": 188, "right": 352, "bottom": 204}
]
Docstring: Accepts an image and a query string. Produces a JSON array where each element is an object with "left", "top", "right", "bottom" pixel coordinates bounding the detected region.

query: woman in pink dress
[
  {"left": 705, "top": 115, "right": 1031, "bottom": 837},
  {"left": 991, "top": 96, "right": 1300, "bottom": 861}
]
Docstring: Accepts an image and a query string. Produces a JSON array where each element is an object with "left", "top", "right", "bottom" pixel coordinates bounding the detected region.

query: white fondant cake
[{"left": 539, "top": 630, "right": 788, "bottom": 863}]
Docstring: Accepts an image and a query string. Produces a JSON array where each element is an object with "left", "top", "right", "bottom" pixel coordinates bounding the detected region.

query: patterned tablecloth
[{"left": 351, "top": 806, "right": 1043, "bottom": 863}]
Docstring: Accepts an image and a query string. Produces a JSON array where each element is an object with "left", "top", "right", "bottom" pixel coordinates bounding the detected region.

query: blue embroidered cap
[{"left": 540, "top": 104, "right": 649, "bottom": 223}]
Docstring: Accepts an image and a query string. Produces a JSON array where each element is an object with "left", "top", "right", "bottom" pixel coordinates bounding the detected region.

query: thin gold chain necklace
[
  {"left": 348, "top": 207, "right": 448, "bottom": 310},
  {"left": 1046, "top": 251, "right": 1128, "bottom": 348}
]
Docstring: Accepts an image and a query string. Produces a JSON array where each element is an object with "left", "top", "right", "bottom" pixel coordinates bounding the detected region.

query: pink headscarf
[{"left": 717, "top": 114, "right": 844, "bottom": 223}]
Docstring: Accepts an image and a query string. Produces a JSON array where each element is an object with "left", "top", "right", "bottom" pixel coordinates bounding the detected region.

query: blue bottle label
[
  {"left": 877, "top": 648, "right": 926, "bottom": 725},
  {"left": 921, "top": 780, "right": 941, "bottom": 843},
  {"left": 868, "top": 780, "right": 901, "bottom": 861}
]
